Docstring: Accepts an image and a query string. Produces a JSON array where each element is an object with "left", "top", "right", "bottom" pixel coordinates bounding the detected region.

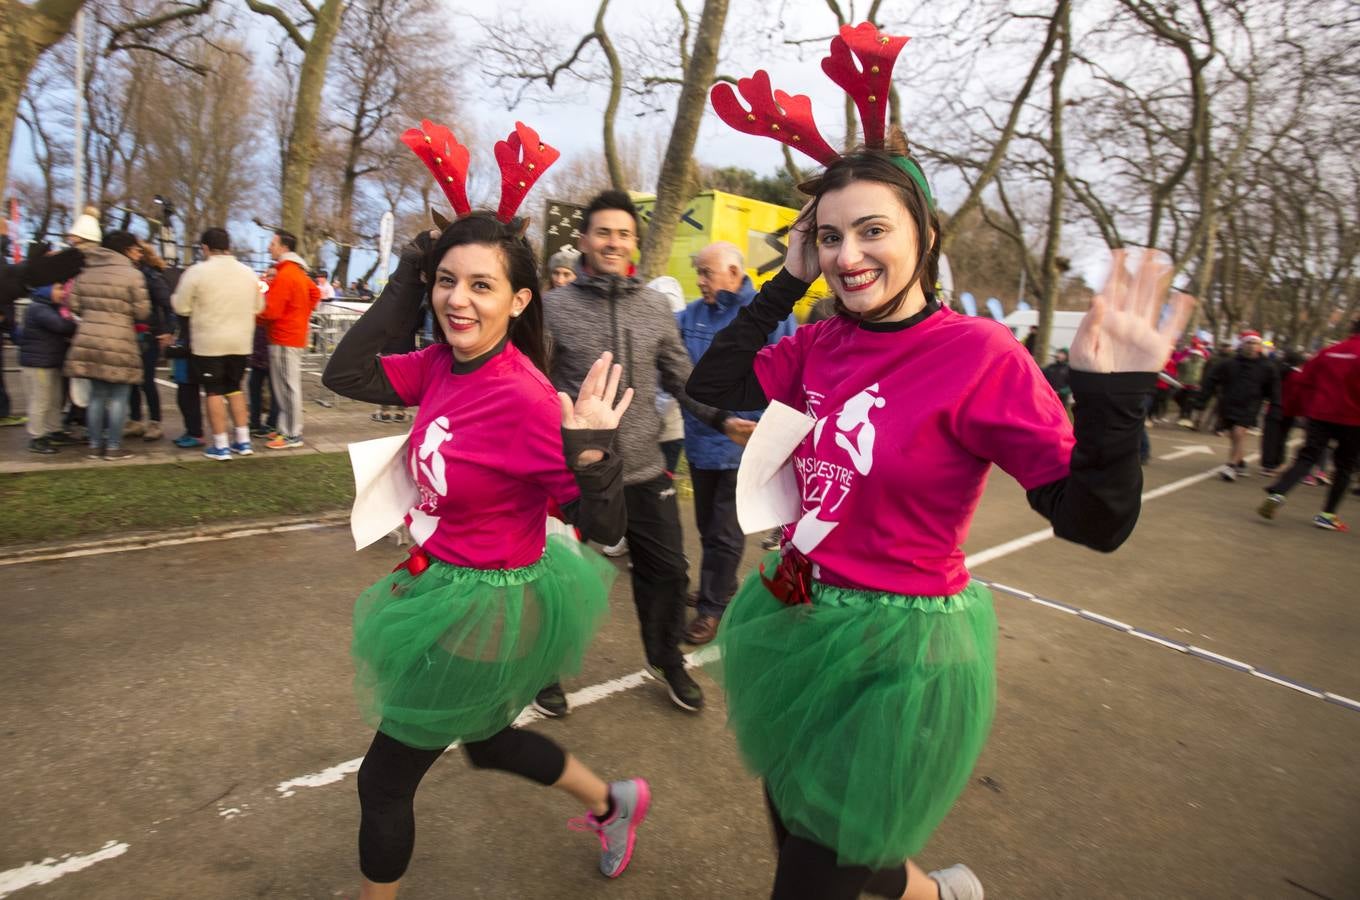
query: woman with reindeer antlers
[
  {"left": 322, "top": 121, "right": 649, "bottom": 899},
  {"left": 687, "top": 23, "right": 1195, "bottom": 900}
]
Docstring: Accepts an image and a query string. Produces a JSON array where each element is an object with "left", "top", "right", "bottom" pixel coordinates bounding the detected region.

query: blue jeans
[{"left": 88, "top": 380, "right": 132, "bottom": 449}]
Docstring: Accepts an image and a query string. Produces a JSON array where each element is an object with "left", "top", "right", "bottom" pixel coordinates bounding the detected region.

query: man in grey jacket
[{"left": 540, "top": 191, "right": 751, "bottom": 715}]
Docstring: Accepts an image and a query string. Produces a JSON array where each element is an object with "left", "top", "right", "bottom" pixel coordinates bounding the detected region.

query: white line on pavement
[
  {"left": 276, "top": 646, "right": 722, "bottom": 800},
  {"left": 966, "top": 451, "right": 1269, "bottom": 571},
  {"left": 0, "top": 842, "right": 129, "bottom": 899},
  {"left": 0, "top": 522, "right": 338, "bottom": 568}
]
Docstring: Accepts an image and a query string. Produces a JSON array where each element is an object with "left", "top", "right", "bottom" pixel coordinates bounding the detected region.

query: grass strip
[{"left": 0, "top": 453, "right": 355, "bottom": 546}]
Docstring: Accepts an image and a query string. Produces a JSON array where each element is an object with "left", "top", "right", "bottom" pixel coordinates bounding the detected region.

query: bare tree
[
  {"left": 128, "top": 40, "right": 261, "bottom": 245},
  {"left": 325, "top": 0, "right": 441, "bottom": 283},
  {"left": 637, "top": 0, "right": 729, "bottom": 278},
  {"left": 246, "top": 0, "right": 345, "bottom": 249},
  {"left": 480, "top": 0, "right": 628, "bottom": 191}
]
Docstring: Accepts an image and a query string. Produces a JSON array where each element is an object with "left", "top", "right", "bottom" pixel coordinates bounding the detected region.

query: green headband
[{"left": 892, "top": 156, "right": 934, "bottom": 211}]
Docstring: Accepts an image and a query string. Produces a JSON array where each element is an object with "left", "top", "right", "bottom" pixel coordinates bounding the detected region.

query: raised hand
[
  {"left": 783, "top": 200, "right": 821, "bottom": 283},
  {"left": 1069, "top": 249, "right": 1196, "bottom": 374},
  {"left": 560, "top": 351, "right": 634, "bottom": 432}
]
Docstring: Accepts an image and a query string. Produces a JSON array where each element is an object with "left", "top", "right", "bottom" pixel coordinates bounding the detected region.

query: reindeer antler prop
[
  {"left": 402, "top": 119, "right": 559, "bottom": 225},
  {"left": 401, "top": 120, "right": 473, "bottom": 218},
  {"left": 820, "top": 23, "right": 909, "bottom": 149},
  {"left": 710, "top": 22, "right": 931, "bottom": 206},
  {"left": 710, "top": 70, "right": 839, "bottom": 167},
  {"left": 494, "top": 122, "right": 561, "bottom": 224}
]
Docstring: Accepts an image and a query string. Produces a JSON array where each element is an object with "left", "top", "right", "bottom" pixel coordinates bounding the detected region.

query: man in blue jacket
[{"left": 677, "top": 241, "right": 797, "bottom": 644}]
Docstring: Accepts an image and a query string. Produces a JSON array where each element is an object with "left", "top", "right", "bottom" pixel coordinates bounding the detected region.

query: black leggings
[
  {"left": 357, "top": 727, "right": 567, "bottom": 883},
  {"left": 129, "top": 338, "right": 161, "bottom": 422},
  {"left": 766, "top": 789, "right": 909, "bottom": 900},
  {"left": 176, "top": 381, "right": 202, "bottom": 438}
]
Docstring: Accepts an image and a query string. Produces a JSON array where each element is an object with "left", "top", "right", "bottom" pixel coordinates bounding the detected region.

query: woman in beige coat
[{"left": 65, "top": 231, "right": 152, "bottom": 460}]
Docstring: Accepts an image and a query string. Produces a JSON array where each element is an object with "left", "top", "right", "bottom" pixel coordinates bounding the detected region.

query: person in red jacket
[
  {"left": 258, "top": 229, "right": 320, "bottom": 448},
  {"left": 1258, "top": 318, "right": 1360, "bottom": 531}
]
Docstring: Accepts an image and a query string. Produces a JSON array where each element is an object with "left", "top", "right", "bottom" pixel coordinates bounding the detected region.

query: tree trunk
[
  {"left": 595, "top": 0, "right": 625, "bottom": 192},
  {"left": 637, "top": 0, "right": 729, "bottom": 279},
  {"left": 1035, "top": 0, "right": 1071, "bottom": 366},
  {"left": 277, "top": 0, "right": 344, "bottom": 254},
  {"left": 0, "top": 0, "right": 87, "bottom": 200}
]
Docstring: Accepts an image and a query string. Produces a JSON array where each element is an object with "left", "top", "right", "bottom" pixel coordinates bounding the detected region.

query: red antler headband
[
  {"left": 401, "top": 119, "right": 561, "bottom": 224},
  {"left": 710, "top": 21, "right": 911, "bottom": 163}
]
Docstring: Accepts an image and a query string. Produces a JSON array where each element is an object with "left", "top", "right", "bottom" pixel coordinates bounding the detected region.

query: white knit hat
[
  {"left": 547, "top": 246, "right": 580, "bottom": 273},
  {"left": 68, "top": 211, "right": 102, "bottom": 244}
]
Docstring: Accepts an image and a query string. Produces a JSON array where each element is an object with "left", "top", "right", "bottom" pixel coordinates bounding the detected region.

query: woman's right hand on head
[
  {"left": 399, "top": 229, "right": 441, "bottom": 275},
  {"left": 783, "top": 200, "right": 820, "bottom": 283}
]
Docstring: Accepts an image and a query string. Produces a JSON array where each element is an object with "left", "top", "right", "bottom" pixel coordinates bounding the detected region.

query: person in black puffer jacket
[{"left": 1201, "top": 331, "right": 1280, "bottom": 480}]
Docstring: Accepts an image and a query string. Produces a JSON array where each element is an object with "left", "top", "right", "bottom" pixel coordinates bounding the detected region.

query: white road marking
[
  {"left": 277, "top": 647, "right": 721, "bottom": 799},
  {"left": 0, "top": 842, "right": 129, "bottom": 898},
  {"left": 0, "top": 522, "right": 338, "bottom": 568},
  {"left": 967, "top": 448, "right": 1279, "bottom": 571},
  {"left": 1157, "top": 444, "right": 1213, "bottom": 461}
]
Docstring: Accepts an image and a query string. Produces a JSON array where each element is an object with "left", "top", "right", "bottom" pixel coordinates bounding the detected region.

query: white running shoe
[
  {"left": 930, "top": 863, "right": 984, "bottom": 900},
  {"left": 1217, "top": 464, "right": 1237, "bottom": 482}
]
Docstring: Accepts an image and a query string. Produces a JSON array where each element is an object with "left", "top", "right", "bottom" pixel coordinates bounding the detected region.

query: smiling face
[
  {"left": 431, "top": 243, "right": 531, "bottom": 361},
  {"left": 815, "top": 181, "right": 929, "bottom": 322},
  {"left": 579, "top": 208, "right": 637, "bottom": 277}
]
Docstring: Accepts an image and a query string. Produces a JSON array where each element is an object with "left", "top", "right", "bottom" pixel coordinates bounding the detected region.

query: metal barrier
[{"left": 308, "top": 301, "right": 368, "bottom": 407}]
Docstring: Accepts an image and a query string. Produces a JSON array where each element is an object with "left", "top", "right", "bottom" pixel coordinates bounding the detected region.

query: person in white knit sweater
[{"left": 171, "top": 227, "right": 265, "bottom": 459}]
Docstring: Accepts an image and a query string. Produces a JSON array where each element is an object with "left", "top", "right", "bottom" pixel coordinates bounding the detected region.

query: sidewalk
[{"left": 0, "top": 364, "right": 406, "bottom": 473}]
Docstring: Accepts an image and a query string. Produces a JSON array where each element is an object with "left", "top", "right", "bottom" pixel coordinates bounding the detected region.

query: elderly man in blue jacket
[{"left": 677, "top": 241, "right": 797, "bottom": 644}]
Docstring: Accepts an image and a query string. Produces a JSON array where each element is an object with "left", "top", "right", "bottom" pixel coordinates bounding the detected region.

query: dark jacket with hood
[
  {"left": 19, "top": 286, "right": 78, "bottom": 368},
  {"left": 1201, "top": 349, "right": 1280, "bottom": 423}
]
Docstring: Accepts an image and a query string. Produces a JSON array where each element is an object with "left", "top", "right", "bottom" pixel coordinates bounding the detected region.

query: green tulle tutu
[
  {"left": 714, "top": 553, "right": 997, "bottom": 868},
  {"left": 351, "top": 534, "right": 615, "bottom": 749}
]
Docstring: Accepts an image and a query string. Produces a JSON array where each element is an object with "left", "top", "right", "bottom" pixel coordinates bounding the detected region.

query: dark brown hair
[
  {"left": 424, "top": 212, "right": 550, "bottom": 373},
  {"left": 795, "top": 127, "right": 939, "bottom": 323}
]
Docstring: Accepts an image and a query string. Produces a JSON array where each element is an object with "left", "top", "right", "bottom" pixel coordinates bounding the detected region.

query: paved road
[{"left": 3, "top": 428, "right": 1357, "bottom": 899}]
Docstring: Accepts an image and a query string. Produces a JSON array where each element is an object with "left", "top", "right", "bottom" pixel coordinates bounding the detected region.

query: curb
[{"left": 0, "top": 511, "right": 350, "bottom": 566}]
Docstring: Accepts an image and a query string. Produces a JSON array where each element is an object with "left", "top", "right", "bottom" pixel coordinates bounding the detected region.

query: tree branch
[{"left": 245, "top": 0, "right": 309, "bottom": 50}]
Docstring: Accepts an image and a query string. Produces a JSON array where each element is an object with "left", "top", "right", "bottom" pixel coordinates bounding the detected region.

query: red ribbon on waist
[
  {"left": 393, "top": 545, "right": 430, "bottom": 577},
  {"left": 759, "top": 546, "right": 813, "bottom": 606}
]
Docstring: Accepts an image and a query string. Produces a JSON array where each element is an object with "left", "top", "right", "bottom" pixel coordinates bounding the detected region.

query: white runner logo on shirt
[
  {"left": 791, "top": 383, "right": 886, "bottom": 554},
  {"left": 409, "top": 416, "right": 453, "bottom": 545}
]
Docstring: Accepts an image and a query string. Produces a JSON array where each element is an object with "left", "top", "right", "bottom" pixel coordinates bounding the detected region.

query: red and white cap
[{"left": 1240, "top": 330, "right": 1262, "bottom": 343}]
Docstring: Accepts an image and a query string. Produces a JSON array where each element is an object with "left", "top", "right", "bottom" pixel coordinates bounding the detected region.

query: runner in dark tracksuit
[{"left": 1201, "top": 332, "right": 1279, "bottom": 480}]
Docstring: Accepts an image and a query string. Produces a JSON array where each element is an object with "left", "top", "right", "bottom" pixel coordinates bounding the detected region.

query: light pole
[{"left": 72, "top": 9, "right": 86, "bottom": 222}]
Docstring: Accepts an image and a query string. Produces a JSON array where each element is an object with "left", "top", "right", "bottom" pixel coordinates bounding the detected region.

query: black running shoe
[
  {"left": 533, "top": 682, "right": 569, "bottom": 718},
  {"left": 647, "top": 664, "right": 704, "bottom": 712}
]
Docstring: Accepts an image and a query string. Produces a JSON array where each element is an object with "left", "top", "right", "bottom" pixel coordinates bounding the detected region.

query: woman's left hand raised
[
  {"left": 1069, "top": 248, "right": 1196, "bottom": 374},
  {"left": 561, "top": 351, "right": 634, "bottom": 431}
]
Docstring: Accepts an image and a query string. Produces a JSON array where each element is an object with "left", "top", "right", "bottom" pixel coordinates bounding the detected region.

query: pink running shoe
[{"left": 568, "top": 778, "right": 651, "bottom": 877}]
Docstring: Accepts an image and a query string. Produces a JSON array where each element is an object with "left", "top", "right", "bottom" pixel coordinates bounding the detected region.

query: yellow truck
[{"left": 631, "top": 190, "right": 829, "bottom": 320}]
